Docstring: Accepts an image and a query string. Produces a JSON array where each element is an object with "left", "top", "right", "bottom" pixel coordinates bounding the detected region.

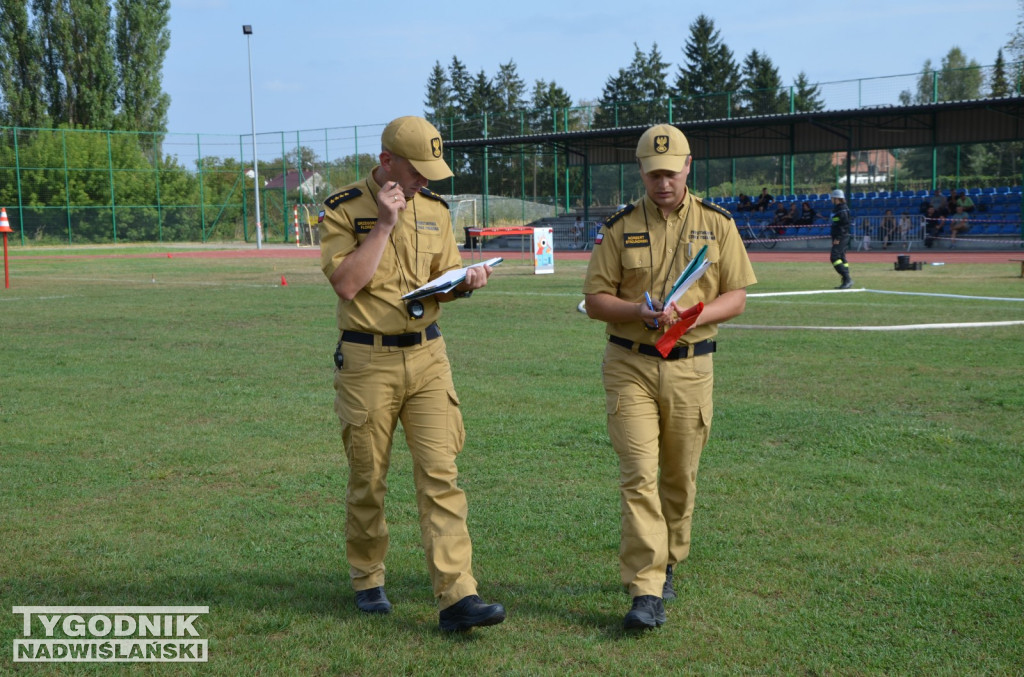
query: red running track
[{"left": 12, "top": 245, "right": 1017, "bottom": 266}]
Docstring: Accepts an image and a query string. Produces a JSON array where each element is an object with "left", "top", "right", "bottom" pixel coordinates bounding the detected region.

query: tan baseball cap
[
  {"left": 381, "top": 116, "right": 453, "bottom": 181},
  {"left": 636, "top": 124, "right": 691, "bottom": 174}
]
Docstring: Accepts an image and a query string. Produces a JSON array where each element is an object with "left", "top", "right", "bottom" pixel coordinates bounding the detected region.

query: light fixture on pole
[{"left": 243, "top": 24, "right": 263, "bottom": 250}]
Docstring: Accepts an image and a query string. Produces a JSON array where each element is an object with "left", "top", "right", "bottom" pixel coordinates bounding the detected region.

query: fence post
[
  {"left": 154, "top": 131, "right": 164, "bottom": 242},
  {"left": 60, "top": 129, "right": 72, "bottom": 244},
  {"left": 519, "top": 110, "right": 526, "bottom": 225},
  {"left": 240, "top": 135, "right": 249, "bottom": 242},
  {"left": 197, "top": 134, "right": 206, "bottom": 242},
  {"left": 107, "top": 131, "right": 118, "bottom": 244},
  {"left": 13, "top": 128, "right": 26, "bottom": 245}
]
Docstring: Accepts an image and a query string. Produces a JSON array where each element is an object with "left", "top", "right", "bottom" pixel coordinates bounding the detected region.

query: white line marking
[{"left": 726, "top": 320, "right": 1024, "bottom": 331}]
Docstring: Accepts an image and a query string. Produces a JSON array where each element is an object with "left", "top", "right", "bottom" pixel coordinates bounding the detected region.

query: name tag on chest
[
  {"left": 623, "top": 232, "right": 651, "bottom": 248},
  {"left": 354, "top": 218, "right": 377, "bottom": 234}
]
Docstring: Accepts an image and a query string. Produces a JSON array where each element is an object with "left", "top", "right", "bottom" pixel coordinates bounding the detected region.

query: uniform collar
[{"left": 642, "top": 192, "right": 689, "bottom": 222}]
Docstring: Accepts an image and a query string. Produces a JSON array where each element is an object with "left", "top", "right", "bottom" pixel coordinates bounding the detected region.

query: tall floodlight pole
[{"left": 243, "top": 25, "right": 263, "bottom": 249}]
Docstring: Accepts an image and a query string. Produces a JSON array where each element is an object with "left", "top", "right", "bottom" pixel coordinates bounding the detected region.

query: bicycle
[{"left": 737, "top": 218, "right": 781, "bottom": 249}]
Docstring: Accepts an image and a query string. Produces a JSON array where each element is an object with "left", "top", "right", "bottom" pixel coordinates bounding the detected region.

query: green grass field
[{"left": 1, "top": 248, "right": 1022, "bottom": 675}]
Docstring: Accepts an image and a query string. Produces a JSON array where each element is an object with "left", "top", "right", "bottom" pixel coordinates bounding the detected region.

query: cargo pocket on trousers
[
  {"left": 336, "top": 396, "right": 371, "bottom": 467},
  {"left": 446, "top": 388, "right": 466, "bottom": 455}
]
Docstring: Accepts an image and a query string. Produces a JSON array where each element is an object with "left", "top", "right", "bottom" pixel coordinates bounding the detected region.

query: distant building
[
  {"left": 831, "top": 149, "right": 897, "bottom": 185},
  {"left": 258, "top": 169, "right": 326, "bottom": 199}
]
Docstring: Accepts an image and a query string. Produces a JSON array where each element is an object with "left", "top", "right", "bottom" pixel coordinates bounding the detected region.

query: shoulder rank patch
[
  {"left": 697, "top": 196, "right": 733, "bottom": 220},
  {"left": 602, "top": 203, "right": 635, "bottom": 229},
  {"left": 418, "top": 187, "right": 449, "bottom": 209},
  {"left": 324, "top": 187, "right": 362, "bottom": 210}
]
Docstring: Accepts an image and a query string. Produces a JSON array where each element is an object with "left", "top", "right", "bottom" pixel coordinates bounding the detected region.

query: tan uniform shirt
[
  {"left": 583, "top": 192, "right": 757, "bottom": 346},
  {"left": 319, "top": 170, "right": 460, "bottom": 334}
]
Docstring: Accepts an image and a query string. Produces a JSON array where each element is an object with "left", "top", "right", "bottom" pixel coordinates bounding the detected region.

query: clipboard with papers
[
  {"left": 401, "top": 257, "right": 503, "bottom": 301},
  {"left": 663, "top": 244, "right": 710, "bottom": 307}
]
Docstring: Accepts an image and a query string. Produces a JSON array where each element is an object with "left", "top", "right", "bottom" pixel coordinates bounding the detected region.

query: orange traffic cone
[
  {"left": 280, "top": 275, "right": 288, "bottom": 286},
  {"left": 0, "top": 207, "right": 12, "bottom": 289}
]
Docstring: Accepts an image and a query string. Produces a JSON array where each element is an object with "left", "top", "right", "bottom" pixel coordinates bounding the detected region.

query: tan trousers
[
  {"left": 602, "top": 343, "right": 714, "bottom": 598},
  {"left": 333, "top": 336, "right": 478, "bottom": 609}
]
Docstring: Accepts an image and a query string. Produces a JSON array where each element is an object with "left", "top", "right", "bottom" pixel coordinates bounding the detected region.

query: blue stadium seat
[{"left": 982, "top": 187, "right": 996, "bottom": 195}]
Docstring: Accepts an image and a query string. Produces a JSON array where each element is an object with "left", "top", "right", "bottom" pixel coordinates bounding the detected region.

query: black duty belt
[
  {"left": 342, "top": 322, "right": 441, "bottom": 348},
  {"left": 608, "top": 335, "right": 716, "bottom": 360}
]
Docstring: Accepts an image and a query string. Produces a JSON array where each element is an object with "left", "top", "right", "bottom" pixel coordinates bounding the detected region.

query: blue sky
[{"left": 163, "top": 0, "right": 1020, "bottom": 136}]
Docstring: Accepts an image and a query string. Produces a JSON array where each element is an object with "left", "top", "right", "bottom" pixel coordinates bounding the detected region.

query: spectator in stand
[
  {"left": 955, "top": 189, "right": 975, "bottom": 213},
  {"left": 572, "top": 215, "right": 585, "bottom": 249},
  {"left": 795, "top": 202, "right": 817, "bottom": 225},
  {"left": 948, "top": 205, "right": 969, "bottom": 247},
  {"left": 787, "top": 203, "right": 800, "bottom": 224},
  {"left": 736, "top": 193, "right": 754, "bottom": 212},
  {"left": 918, "top": 194, "right": 932, "bottom": 216},
  {"left": 923, "top": 206, "right": 942, "bottom": 248},
  {"left": 898, "top": 213, "right": 913, "bottom": 241},
  {"left": 771, "top": 203, "right": 791, "bottom": 235},
  {"left": 880, "top": 209, "right": 897, "bottom": 249},
  {"left": 929, "top": 189, "right": 949, "bottom": 217},
  {"left": 946, "top": 192, "right": 959, "bottom": 217},
  {"left": 755, "top": 188, "right": 774, "bottom": 212}
]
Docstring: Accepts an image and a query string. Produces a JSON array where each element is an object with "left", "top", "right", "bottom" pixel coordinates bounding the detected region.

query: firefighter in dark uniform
[
  {"left": 830, "top": 188, "right": 855, "bottom": 289},
  {"left": 582, "top": 124, "right": 757, "bottom": 631},
  {"left": 319, "top": 116, "right": 505, "bottom": 632}
]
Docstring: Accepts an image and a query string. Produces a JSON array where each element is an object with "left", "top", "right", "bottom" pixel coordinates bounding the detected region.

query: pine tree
[
  {"left": 792, "top": 71, "right": 824, "bottom": 112},
  {"left": 447, "top": 56, "right": 472, "bottom": 118},
  {"left": 113, "top": 0, "right": 170, "bottom": 133},
  {"left": 674, "top": 14, "right": 739, "bottom": 120},
  {"left": 991, "top": 48, "right": 1010, "bottom": 97},
  {"left": 530, "top": 79, "right": 573, "bottom": 133},
  {"left": 595, "top": 43, "right": 670, "bottom": 128},
  {"left": 492, "top": 60, "right": 526, "bottom": 136},
  {"left": 737, "top": 49, "right": 786, "bottom": 116},
  {"left": 423, "top": 60, "right": 452, "bottom": 125}
]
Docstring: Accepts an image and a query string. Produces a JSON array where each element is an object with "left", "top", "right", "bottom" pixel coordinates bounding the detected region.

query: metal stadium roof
[{"left": 442, "top": 96, "right": 1024, "bottom": 165}]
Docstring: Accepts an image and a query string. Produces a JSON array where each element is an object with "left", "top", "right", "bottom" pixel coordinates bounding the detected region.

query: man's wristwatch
[{"left": 453, "top": 288, "right": 473, "bottom": 299}]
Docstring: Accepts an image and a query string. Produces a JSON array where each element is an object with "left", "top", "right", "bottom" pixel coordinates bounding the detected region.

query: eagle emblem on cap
[
  {"left": 654, "top": 135, "right": 669, "bottom": 154},
  {"left": 431, "top": 137, "right": 442, "bottom": 159}
]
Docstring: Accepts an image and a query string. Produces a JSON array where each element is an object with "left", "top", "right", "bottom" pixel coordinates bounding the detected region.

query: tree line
[
  {"left": 421, "top": 14, "right": 1023, "bottom": 203},
  {"left": 0, "top": 0, "right": 171, "bottom": 132}
]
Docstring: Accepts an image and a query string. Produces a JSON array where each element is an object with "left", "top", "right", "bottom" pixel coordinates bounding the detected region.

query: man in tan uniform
[
  {"left": 319, "top": 116, "right": 504, "bottom": 632},
  {"left": 583, "top": 124, "right": 757, "bottom": 630}
]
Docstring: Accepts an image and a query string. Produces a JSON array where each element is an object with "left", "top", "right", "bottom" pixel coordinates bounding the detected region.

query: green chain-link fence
[{"left": 1, "top": 65, "right": 1020, "bottom": 246}]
